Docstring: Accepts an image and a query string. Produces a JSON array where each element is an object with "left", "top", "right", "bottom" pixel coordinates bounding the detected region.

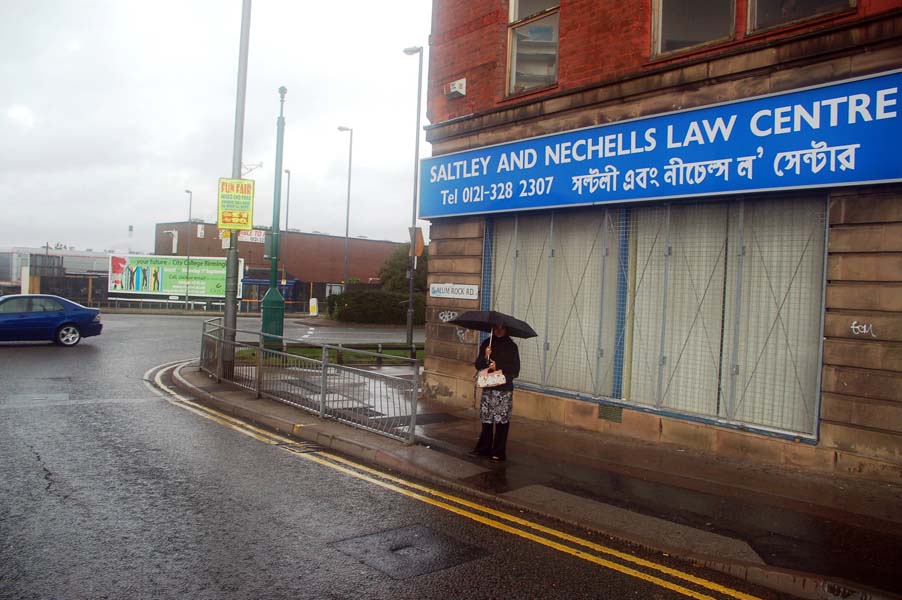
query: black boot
[
  {"left": 470, "top": 423, "right": 494, "bottom": 456},
  {"left": 490, "top": 422, "right": 509, "bottom": 461}
]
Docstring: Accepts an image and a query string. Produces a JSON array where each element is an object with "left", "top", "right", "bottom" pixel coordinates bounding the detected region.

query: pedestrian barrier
[{"left": 199, "top": 318, "right": 419, "bottom": 444}]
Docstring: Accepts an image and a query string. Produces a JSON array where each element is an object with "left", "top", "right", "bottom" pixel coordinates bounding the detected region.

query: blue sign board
[{"left": 419, "top": 71, "right": 902, "bottom": 219}]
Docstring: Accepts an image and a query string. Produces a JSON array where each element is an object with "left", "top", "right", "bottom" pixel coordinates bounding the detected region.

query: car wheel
[{"left": 55, "top": 324, "right": 81, "bottom": 346}]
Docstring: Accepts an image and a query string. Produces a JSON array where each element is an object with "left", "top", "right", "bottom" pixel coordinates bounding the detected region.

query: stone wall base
[{"left": 424, "top": 373, "right": 902, "bottom": 483}]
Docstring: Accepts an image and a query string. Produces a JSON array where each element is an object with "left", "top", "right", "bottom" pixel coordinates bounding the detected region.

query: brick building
[
  {"left": 421, "top": 1, "right": 902, "bottom": 481},
  {"left": 154, "top": 222, "right": 404, "bottom": 307}
]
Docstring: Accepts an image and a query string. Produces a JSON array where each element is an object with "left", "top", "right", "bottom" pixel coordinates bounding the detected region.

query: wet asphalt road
[{"left": 0, "top": 314, "right": 781, "bottom": 599}]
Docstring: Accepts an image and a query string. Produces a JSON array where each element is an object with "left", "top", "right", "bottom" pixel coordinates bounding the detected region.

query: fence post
[
  {"left": 408, "top": 360, "right": 420, "bottom": 445},
  {"left": 255, "top": 331, "right": 264, "bottom": 398},
  {"left": 215, "top": 325, "right": 224, "bottom": 382},
  {"left": 320, "top": 346, "right": 329, "bottom": 419},
  {"left": 199, "top": 322, "right": 208, "bottom": 373}
]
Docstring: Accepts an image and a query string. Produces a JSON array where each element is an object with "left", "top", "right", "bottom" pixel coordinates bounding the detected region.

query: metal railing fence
[
  {"left": 199, "top": 318, "right": 419, "bottom": 444},
  {"left": 99, "top": 297, "right": 307, "bottom": 312}
]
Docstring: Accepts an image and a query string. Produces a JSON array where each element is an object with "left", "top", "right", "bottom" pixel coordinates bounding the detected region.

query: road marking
[
  {"left": 150, "top": 362, "right": 761, "bottom": 600},
  {"left": 315, "top": 452, "right": 759, "bottom": 600},
  {"left": 142, "top": 359, "right": 195, "bottom": 392}
]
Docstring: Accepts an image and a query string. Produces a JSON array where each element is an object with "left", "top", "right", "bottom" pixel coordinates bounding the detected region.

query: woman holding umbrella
[
  {"left": 471, "top": 322, "right": 521, "bottom": 462},
  {"left": 450, "top": 310, "right": 535, "bottom": 462}
]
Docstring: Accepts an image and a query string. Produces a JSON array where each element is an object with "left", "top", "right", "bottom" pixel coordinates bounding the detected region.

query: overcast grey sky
[{"left": 1, "top": 1, "right": 432, "bottom": 253}]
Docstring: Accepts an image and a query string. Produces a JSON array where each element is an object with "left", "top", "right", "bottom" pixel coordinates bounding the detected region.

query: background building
[
  {"left": 154, "top": 222, "right": 406, "bottom": 309},
  {"left": 0, "top": 247, "right": 110, "bottom": 301},
  {"left": 422, "top": 1, "right": 902, "bottom": 481}
]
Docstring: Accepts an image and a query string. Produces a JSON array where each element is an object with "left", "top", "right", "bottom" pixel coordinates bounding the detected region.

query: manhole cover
[{"left": 331, "top": 524, "right": 486, "bottom": 579}]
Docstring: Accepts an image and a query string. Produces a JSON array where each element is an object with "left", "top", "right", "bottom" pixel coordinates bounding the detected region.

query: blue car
[{"left": 0, "top": 294, "right": 103, "bottom": 346}]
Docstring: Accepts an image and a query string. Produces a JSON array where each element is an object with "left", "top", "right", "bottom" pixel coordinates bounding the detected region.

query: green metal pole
[
  {"left": 261, "top": 86, "right": 287, "bottom": 347},
  {"left": 270, "top": 86, "right": 286, "bottom": 287}
]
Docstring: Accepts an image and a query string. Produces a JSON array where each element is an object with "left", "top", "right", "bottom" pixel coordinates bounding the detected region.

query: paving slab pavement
[{"left": 168, "top": 363, "right": 902, "bottom": 600}]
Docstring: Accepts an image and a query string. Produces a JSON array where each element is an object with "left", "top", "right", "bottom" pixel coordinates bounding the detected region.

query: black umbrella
[{"left": 448, "top": 310, "right": 538, "bottom": 339}]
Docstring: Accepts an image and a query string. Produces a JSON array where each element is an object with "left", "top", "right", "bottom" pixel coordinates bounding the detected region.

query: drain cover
[
  {"left": 332, "top": 524, "right": 486, "bottom": 579},
  {"left": 277, "top": 441, "right": 322, "bottom": 454}
]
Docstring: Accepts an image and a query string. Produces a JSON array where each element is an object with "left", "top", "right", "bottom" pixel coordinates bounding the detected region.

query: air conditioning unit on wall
[{"left": 443, "top": 78, "right": 466, "bottom": 98}]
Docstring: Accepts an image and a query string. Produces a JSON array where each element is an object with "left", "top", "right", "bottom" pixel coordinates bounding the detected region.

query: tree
[{"left": 378, "top": 244, "right": 428, "bottom": 293}]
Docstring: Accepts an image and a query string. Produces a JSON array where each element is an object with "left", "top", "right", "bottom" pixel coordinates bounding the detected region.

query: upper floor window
[
  {"left": 508, "top": 1, "right": 560, "bottom": 95},
  {"left": 750, "top": 0, "right": 855, "bottom": 31},
  {"left": 656, "top": 0, "right": 734, "bottom": 54}
]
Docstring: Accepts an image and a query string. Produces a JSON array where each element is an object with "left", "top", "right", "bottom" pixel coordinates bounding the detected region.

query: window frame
[
  {"left": 506, "top": 2, "right": 561, "bottom": 97},
  {"left": 747, "top": 0, "right": 857, "bottom": 34},
  {"left": 652, "top": 0, "right": 736, "bottom": 57}
]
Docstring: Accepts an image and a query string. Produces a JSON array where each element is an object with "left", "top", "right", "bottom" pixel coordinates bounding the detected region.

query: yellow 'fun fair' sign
[{"left": 217, "top": 178, "right": 254, "bottom": 230}]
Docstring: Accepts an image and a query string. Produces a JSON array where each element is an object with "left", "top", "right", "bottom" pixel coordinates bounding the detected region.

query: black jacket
[{"left": 474, "top": 334, "right": 520, "bottom": 391}]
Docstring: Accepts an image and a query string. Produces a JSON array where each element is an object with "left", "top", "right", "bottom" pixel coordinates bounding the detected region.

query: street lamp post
[
  {"left": 403, "top": 45, "right": 424, "bottom": 346},
  {"left": 223, "top": 0, "right": 252, "bottom": 377},
  {"left": 185, "top": 189, "right": 193, "bottom": 310},
  {"left": 262, "top": 86, "right": 288, "bottom": 347},
  {"left": 338, "top": 126, "right": 353, "bottom": 291},
  {"left": 284, "top": 168, "right": 291, "bottom": 232}
]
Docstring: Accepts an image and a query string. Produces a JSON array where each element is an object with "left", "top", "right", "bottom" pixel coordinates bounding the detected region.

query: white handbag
[{"left": 476, "top": 368, "right": 506, "bottom": 388}]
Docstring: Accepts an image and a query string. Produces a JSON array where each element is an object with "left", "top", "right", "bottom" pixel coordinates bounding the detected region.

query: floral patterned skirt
[{"left": 480, "top": 389, "right": 513, "bottom": 424}]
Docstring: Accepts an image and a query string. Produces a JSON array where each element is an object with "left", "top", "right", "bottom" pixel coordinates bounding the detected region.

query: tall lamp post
[
  {"left": 338, "top": 126, "right": 353, "bottom": 291},
  {"left": 403, "top": 45, "right": 424, "bottom": 346},
  {"left": 223, "top": 0, "right": 252, "bottom": 377},
  {"left": 261, "top": 86, "right": 288, "bottom": 347},
  {"left": 284, "top": 168, "right": 291, "bottom": 232},
  {"left": 184, "top": 189, "right": 193, "bottom": 309}
]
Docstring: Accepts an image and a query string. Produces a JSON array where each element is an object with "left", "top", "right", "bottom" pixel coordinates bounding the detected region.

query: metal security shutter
[
  {"left": 659, "top": 203, "right": 729, "bottom": 416},
  {"left": 490, "top": 218, "right": 518, "bottom": 315},
  {"left": 722, "top": 197, "right": 826, "bottom": 434},
  {"left": 626, "top": 205, "right": 669, "bottom": 406},
  {"left": 501, "top": 214, "right": 552, "bottom": 387},
  {"left": 545, "top": 209, "right": 620, "bottom": 395},
  {"left": 485, "top": 195, "right": 825, "bottom": 436}
]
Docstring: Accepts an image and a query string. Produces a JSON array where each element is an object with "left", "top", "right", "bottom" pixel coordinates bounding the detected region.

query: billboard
[
  {"left": 108, "top": 254, "right": 243, "bottom": 298},
  {"left": 419, "top": 70, "right": 902, "bottom": 218}
]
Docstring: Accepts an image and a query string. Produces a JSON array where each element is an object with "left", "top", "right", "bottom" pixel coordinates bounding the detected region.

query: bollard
[{"left": 377, "top": 343, "right": 383, "bottom": 368}]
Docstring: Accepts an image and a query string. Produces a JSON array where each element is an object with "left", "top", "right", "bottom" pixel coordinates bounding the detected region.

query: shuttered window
[{"left": 486, "top": 196, "right": 826, "bottom": 436}]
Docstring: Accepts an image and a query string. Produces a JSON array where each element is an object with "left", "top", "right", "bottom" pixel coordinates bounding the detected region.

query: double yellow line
[{"left": 153, "top": 365, "right": 761, "bottom": 600}]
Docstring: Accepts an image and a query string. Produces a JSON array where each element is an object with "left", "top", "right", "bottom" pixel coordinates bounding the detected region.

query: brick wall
[
  {"left": 428, "top": 0, "right": 901, "bottom": 127},
  {"left": 821, "top": 185, "right": 902, "bottom": 473},
  {"left": 153, "top": 222, "right": 403, "bottom": 284}
]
